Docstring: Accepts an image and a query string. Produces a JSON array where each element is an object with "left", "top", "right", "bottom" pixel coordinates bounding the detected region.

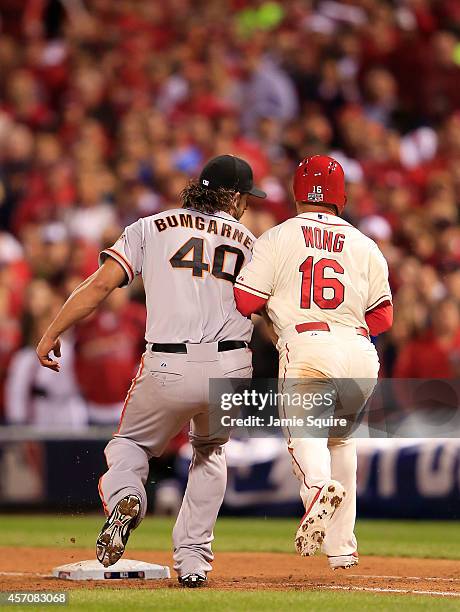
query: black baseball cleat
[
  {"left": 96, "top": 494, "right": 140, "bottom": 568},
  {"left": 178, "top": 573, "right": 207, "bottom": 588}
]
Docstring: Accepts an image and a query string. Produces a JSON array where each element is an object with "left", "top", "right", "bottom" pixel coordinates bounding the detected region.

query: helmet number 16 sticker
[{"left": 307, "top": 185, "right": 324, "bottom": 202}]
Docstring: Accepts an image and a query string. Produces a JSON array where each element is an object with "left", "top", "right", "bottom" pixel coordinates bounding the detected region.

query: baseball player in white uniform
[
  {"left": 234, "top": 155, "right": 393, "bottom": 570},
  {"left": 36, "top": 154, "right": 266, "bottom": 587}
]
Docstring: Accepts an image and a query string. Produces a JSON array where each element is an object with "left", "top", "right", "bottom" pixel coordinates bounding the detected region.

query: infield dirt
[{"left": 1, "top": 548, "right": 460, "bottom": 596}]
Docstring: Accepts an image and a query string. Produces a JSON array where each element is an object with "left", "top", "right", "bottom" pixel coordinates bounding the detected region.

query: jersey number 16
[{"left": 299, "top": 256, "right": 345, "bottom": 309}]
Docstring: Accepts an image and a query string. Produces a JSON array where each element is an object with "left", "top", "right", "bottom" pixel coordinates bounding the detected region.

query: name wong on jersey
[{"left": 302, "top": 225, "right": 345, "bottom": 253}]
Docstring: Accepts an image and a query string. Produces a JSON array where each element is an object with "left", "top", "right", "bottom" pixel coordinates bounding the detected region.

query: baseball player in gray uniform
[{"left": 36, "top": 155, "right": 266, "bottom": 587}]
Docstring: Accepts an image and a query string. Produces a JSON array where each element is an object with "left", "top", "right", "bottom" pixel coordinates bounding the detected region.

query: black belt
[{"left": 150, "top": 341, "right": 247, "bottom": 354}]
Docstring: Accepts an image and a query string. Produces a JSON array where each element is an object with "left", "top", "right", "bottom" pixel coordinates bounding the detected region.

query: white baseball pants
[{"left": 278, "top": 325, "right": 379, "bottom": 556}]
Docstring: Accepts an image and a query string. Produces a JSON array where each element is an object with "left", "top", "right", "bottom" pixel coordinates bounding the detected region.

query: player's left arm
[
  {"left": 365, "top": 245, "right": 393, "bottom": 335},
  {"left": 36, "top": 258, "right": 126, "bottom": 371},
  {"left": 234, "top": 229, "right": 275, "bottom": 316}
]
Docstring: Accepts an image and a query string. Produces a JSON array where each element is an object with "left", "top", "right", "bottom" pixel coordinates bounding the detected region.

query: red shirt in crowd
[
  {"left": 394, "top": 330, "right": 460, "bottom": 378},
  {"left": 74, "top": 301, "right": 146, "bottom": 405}
]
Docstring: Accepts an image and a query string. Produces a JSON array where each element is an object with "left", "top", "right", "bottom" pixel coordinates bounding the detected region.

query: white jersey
[
  {"left": 235, "top": 211, "right": 391, "bottom": 340},
  {"left": 100, "top": 208, "right": 255, "bottom": 343}
]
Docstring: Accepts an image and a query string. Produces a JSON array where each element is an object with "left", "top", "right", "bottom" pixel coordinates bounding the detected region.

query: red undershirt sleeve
[
  {"left": 365, "top": 300, "right": 393, "bottom": 335},
  {"left": 234, "top": 229, "right": 275, "bottom": 312},
  {"left": 234, "top": 287, "right": 268, "bottom": 317}
]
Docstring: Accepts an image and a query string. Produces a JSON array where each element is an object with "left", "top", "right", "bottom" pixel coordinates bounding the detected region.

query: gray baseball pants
[{"left": 98, "top": 343, "right": 252, "bottom": 577}]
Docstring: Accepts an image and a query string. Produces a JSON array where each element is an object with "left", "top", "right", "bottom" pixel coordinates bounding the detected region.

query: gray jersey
[{"left": 99, "top": 208, "right": 255, "bottom": 343}]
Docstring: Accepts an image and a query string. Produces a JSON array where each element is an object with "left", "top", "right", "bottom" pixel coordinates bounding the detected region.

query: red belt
[{"left": 295, "top": 322, "right": 369, "bottom": 339}]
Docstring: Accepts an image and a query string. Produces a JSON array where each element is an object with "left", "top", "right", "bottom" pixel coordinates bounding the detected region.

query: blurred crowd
[{"left": 1, "top": 0, "right": 460, "bottom": 426}]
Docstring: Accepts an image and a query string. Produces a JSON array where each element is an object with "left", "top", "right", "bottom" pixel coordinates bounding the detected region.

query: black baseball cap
[{"left": 199, "top": 154, "right": 267, "bottom": 198}]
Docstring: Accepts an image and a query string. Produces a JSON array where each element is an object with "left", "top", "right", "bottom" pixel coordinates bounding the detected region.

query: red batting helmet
[{"left": 293, "top": 155, "right": 346, "bottom": 214}]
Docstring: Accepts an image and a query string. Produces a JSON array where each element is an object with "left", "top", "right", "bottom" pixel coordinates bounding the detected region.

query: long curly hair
[{"left": 180, "top": 180, "right": 237, "bottom": 216}]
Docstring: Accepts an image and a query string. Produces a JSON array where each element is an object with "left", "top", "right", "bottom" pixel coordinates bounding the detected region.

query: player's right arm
[
  {"left": 37, "top": 220, "right": 144, "bottom": 371},
  {"left": 234, "top": 229, "right": 276, "bottom": 316},
  {"left": 36, "top": 258, "right": 126, "bottom": 370}
]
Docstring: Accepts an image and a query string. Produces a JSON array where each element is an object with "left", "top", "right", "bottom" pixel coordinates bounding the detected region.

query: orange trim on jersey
[
  {"left": 105, "top": 248, "right": 134, "bottom": 280},
  {"left": 116, "top": 355, "right": 145, "bottom": 435},
  {"left": 98, "top": 476, "right": 109, "bottom": 516}
]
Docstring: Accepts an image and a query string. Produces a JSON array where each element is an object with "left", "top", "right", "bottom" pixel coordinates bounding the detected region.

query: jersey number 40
[
  {"left": 170, "top": 237, "right": 245, "bottom": 284},
  {"left": 299, "top": 256, "right": 345, "bottom": 309}
]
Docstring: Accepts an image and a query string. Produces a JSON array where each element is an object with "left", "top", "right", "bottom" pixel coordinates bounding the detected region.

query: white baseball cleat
[
  {"left": 295, "top": 480, "right": 346, "bottom": 557},
  {"left": 328, "top": 552, "right": 359, "bottom": 570}
]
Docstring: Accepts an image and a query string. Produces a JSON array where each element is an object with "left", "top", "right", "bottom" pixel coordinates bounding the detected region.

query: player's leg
[
  {"left": 96, "top": 356, "right": 150, "bottom": 566},
  {"left": 279, "top": 340, "right": 338, "bottom": 494},
  {"left": 288, "top": 438, "right": 331, "bottom": 501},
  {"left": 323, "top": 437, "right": 358, "bottom": 567},
  {"left": 323, "top": 342, "right": 379, "bottom": 568},
  {"left": 98, "top": 351, "right": 196, "bottom": 566},
  {"left": 172, "top": 425, "right": 228, "bottom": 581},
  {"left": 172, "top": 348, "right": 252, "bottom": 584},
  {"left": 97, "top": 437, "right": 148, "bottom": 567},
  {"left": 279, "top": 341, "right": 346, "bottom": 556},
  {"left": 281, "top": 371, "right": 335, "bottom": 501},
  {"left": 321, "top": 382, "right": 367, "bottom": 565},
  {"left": 288, "top": 434, "right": 346, "bottom": 557}
]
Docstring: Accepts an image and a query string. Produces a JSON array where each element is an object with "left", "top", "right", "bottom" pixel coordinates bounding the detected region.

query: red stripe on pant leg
[
  {"left": 299, "top": 486, "right": 322, "bottom": 525},
  {"left": 116, "top": 354, "right": 145, "bottom": 435},
  {"left": 281, "top": 343, "right": 292, "bottom": 441},
  {"left": 288, "top": 445, "right": 312, "bottom": 491},
  {"left": 282, "top": 342, "right": 311, "bottom": 490},
  {"left": 282, "top": 342, "right": 323, "bottom": 512},
  {"left": 98, "top": 476, "right": 109, "bottom": 516}
]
